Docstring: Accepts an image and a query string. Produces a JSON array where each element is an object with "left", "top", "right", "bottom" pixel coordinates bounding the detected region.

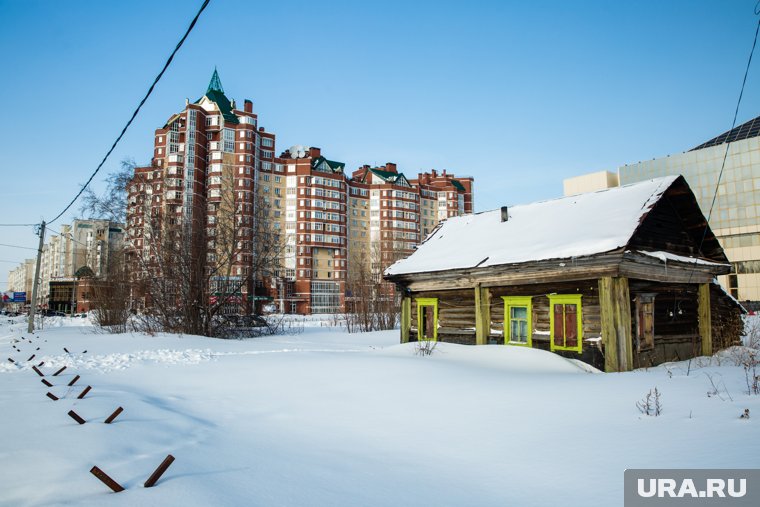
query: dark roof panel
[{"left": 691, "top": 114, "right": 760, "bottom": 151}]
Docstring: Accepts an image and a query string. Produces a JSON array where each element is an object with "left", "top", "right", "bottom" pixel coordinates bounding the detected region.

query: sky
[{"left": 1, "top": 0, "right": 759, "bottom": 287}]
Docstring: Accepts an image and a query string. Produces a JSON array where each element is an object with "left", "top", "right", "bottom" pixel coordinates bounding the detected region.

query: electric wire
[
  {"left": 686, "top": 12, "right": 760, "bottom": 291},
  {"left": 0, "top": 243, "right": 37, "bottom": 251},
  {"left": 700, "top": 15, "right": 760, "bottom": 242},
  {"left": 47, "top": 0, "right": 212, "bottom": 226}
]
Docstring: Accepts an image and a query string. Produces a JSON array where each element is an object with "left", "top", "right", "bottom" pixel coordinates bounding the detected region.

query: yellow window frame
[
  {"left": 548, "top": 294, "right": 583, "bottom": 353},
  {"left": 502, "top": 296, "right": 532, "bottom": 347},
  {"left": 416, "top": 297, "right": 438, "bottom": 341}
]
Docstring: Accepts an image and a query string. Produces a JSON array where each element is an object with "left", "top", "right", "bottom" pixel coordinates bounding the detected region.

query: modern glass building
[{"left": 566, "top": 115, "right": 760, "bottom": 304}]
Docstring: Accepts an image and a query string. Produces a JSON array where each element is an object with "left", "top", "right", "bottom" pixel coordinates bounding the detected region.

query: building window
[
  {"left": 416, "top": 297, "right": 438, "bottom": 341},
  {"left": 728, "top": 274, "right": 738, "bottom": 299},
  {"left": 223, "top": 128, "right": 235, "bottom": 153},
  {"left": 548, "top": 294, "right": 582, "bottom": 353},
  {"left": 636, "top": 294, "right": 656, "bottom": 351},
  {"left": 502, "top": 296, "right": 532, "bottom": 346}
]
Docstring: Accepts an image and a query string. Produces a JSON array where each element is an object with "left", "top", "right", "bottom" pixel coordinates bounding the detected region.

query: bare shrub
[
  {"left": 415, "top": 339, "right": 437, "bottom": 356},
  {"left": 704, "top": 372, "right": 733, "bottom": 401},
  {"left": 636, "top": 387, "right": 662, "bottom": 416}
]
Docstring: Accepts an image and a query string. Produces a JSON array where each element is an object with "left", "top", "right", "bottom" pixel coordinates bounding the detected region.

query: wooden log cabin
[{"left": 384, "top": 176, "right": 745, "bottom": 372}]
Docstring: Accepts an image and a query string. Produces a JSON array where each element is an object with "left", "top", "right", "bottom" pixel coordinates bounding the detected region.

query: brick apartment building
[{"left": 127, "top": 70, "right": 473, "bottom": 314}]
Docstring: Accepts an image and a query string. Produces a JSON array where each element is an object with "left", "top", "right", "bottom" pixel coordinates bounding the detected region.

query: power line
[
  {"left": 0, "top": 223, "right": 38, "bottom": 227},
  {"left": 0, "top": 243, "right": 37, "bottom": 251},
  {"left": 701, "top": 15, "right": 760, "bottom": 235},
  {"left": 688, "top": 11, "right": 759, "bottom": 287},
  {"left": 48, "top": 0, "right": 212, "bottom": 226}
]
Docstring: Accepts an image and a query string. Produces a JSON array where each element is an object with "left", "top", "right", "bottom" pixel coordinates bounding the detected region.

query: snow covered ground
[{"left": 1, "top": 315, "right": 758, "bottom": 507}]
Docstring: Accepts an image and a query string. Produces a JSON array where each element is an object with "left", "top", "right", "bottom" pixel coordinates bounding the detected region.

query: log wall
[{"left": 407, "top": 277, "right": 742, "bottom": 372}]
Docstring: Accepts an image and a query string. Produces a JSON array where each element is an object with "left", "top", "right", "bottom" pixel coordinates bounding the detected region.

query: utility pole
[{"left": 28, "top": 221, "right": 46, "bottom": 333}]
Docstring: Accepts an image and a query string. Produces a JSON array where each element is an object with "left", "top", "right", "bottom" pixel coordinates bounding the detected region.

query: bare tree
[
  {"left": 344, "top": 242, "right": 400, "bottom": 332},
  {"left": 89, "top": 247, "right": 132, "bottom": 332},
  {"left": 79, "top": 158, "right": 135, "bottom": 223},
  {"left": 125, "top": 166, "right": 285, "bottom": 338}
]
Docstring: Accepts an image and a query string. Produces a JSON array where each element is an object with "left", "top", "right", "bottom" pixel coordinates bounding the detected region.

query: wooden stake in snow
[
  {"left": 68, "top": 410, "right": 86, "bottom": 425},
  {"left": 77, "top": 386, "right": 91, "bottom": 399},
  {"left": 144, "top": 455, "right": 175, "bottom": 488},
  {"left": 32, "top": 366, "right": 45, "bottom": 377},
  {"left": 67, "top": 375, "right": 80, "bottom": 386},
  {"left": 63, "top": 347, "right": 69, "bottom": 353},
  {"left": 46, "top": 392, "right": 59, "bottom": 401},
  {"left": 7, "top": 358, "right": 14, "bottom": 363},
  {"left": 52, "top": 366, "right": 66, "bottom": 376},
  {"left": 27, "top": 354, "right": 35, "bottom": 361},
  {"left": 90, "top": 466, "right": 124, "bottom": 493},
  {"left": 104, "top": 407, "right": 123, "bottom": 424},
  {"left": 37, "top": 361, "right": 44, "bottom": 367},
  {"left": 41, "top": 379, "right": 52, "bottom": 387}
]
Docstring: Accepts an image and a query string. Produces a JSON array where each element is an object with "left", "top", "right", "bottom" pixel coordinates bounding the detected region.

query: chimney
[
  {"left": 185, "top": 98, "right": 189, "bottom": 106},
  {"left": 500, "top": 206, "right": 509, "bottom": 222},
  {"left": 231, "top": 98, "right": 236, "bottom": 109},
  {"left": 386, "top": 162, "right": 397, "bottom": 173},
  {"left": 309, "top": 147, "right": 321, "bottom": 158},
  {"left": 244, "top": 99, "right": 253, "bottom": 113}
]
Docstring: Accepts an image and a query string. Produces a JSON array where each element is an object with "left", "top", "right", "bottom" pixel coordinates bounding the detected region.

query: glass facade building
[{"left": 618, "top": 117, "right": 760, "bottom": 303}]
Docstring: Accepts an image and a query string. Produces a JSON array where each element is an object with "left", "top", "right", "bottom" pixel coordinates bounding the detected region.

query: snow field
[{"left": 0, "top": 316, "right": 758, "bottom": 507}]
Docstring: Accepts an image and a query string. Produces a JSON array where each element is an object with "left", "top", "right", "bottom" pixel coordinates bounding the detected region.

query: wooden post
[
  {"left": 68, "top": 410, "right": 86, "bottom": 425},
  {"left": 144, "top": 455, "right": 175, "bottom": 488},
  {"left": 52, "top": 366, "right": 67, "bottom": 376},
  {"left": 699, "top": 283, "right": 712, "bottom": 357},
  {"left": 90, "top": 466, "right": 124, "bottom": 493},
  {"left": 400, "top": 296, "right": 411, "bottom": 344},
  {"left": 475, "top": 285, "right": 490, "bottom": 345},
  {"left": 77, "top": 386, "right": 92, "bottom": 399},
  {"left": 598, "top": 277, "right": 633, "bottom": 372},
  {"left": 104, "top": 407, "right": 123, "bottom": 424},
  {"left": 68, "top": 375, "right": 80, "bottom": 386}
]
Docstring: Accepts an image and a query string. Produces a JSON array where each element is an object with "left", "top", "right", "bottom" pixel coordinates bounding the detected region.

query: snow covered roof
[{"left": 386, "top": 176, "right": 685, "bottom": 277}]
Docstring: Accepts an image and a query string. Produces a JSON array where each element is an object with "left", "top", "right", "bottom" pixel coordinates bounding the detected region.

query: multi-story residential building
[
  {"left": 6, "top": 220, "right": 124, "bottom": 311},
  {"left": 34, "top": 219, "right": 124, "bottom": 312},
  {"left": 563, "top": 114, "right": 760, "bottom": 303},
  {"left": 127, "top": 70, "right": 475, "bottom": 314},
  {"left": 6, "top": 259, "right": 35, "bottom": 309}
]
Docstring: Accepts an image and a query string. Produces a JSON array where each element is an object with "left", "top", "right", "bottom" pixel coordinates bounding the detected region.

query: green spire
[{"left": 207, "top": 68, "right": 224, "bottom": 94}]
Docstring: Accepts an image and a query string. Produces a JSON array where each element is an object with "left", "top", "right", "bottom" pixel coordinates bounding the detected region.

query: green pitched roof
[
  {"left": 368, "top": 168, "right": 398, "bottom": 181},
  {"left": 312, "top": 156, "right": 345, "bottom": 173},
  {"left": 451, "top": 179, "right": 465, "bottom": 192},
  {"left": 207, "top": 68, "right": 224, "bottom": 94},
  {"left": 195, "top": 69, "right": 239, "bottom": 124},
  {"left": 367, "top": 168, "right": 411, "bottom": 187}
]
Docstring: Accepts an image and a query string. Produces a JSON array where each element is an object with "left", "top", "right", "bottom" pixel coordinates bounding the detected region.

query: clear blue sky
[{"left": 1, "top": 0, "right": 759, "bottom": 286}]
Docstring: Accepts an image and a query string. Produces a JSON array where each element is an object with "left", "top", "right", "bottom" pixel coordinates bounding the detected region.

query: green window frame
[
  {"left": 548, "top": 294, "right": 583, "bottom": 353},
  {"left": 416, "top": 297, "right": 438, "bottom": 341},
  {"left": 502, "top": 296, "right": 532, "bottom": 347}
]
